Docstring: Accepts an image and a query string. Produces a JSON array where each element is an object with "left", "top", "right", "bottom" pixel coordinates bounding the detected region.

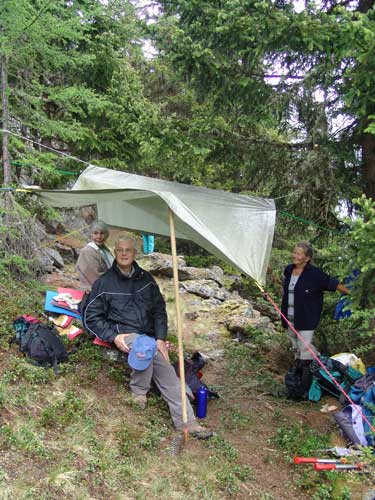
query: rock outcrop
[
  {"left": 34, "top": 216, "right": 277, "bottom": 342},
  {"left": 142, "top": 252, "right": 224, "bottom": 284},
  {"left": 138, "top": 252, "right": 276, "bottom": 340}
]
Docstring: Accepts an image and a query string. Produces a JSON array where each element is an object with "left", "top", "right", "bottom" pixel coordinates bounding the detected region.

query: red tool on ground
[
  {"left": 294, "top": 457, "right": 347, "bottom": 464},
  {"left": 314, "top": 463, "right": 364, "bottom": 471}
]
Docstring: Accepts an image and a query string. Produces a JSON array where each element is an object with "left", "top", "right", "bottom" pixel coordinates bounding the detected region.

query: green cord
[
  {"left": 9, "top": 161, "right": 79, "bottom": 176},
  {"left": 279, "top": 210, "right": 342, "bottom": 235}
]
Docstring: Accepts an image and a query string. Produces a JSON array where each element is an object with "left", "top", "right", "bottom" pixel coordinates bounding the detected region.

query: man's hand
[
  {"left": 114, "top": 334, "right": 131, "bottom": 353},
  {"left": 157, "top": 339, "right": 170, "bottom": 362}
]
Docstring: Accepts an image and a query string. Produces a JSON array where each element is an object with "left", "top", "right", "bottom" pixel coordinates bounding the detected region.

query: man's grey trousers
[{"left": 126, "top": 333, "right": 196, "bottom": 429}]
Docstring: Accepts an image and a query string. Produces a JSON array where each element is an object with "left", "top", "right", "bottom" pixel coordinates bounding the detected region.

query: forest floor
[{"left": 0, "top": 241, "right": 373, "bottom": 499}]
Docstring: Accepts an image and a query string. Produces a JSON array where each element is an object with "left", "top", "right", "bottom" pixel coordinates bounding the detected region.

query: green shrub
[
  {"left": 3, "top": 358, "right": 54, "bottom": 385},
  {"left": 0, "top": 422, "right": 49, "bottom": 458},
  {"left": 272, "top": 424, "right": 330, "bottom": 461},
  {"left": 40, "top": 390, "right": 85, "bottom": 428}
]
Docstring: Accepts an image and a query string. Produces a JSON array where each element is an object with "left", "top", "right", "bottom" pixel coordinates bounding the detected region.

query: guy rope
[{"left": 254, "top": 279, "right": 375, "bottom": 437}]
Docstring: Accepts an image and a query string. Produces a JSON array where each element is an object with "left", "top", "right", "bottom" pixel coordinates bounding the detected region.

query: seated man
[{"left": 83, "top": 234, "right": 212, "bottom": 439}]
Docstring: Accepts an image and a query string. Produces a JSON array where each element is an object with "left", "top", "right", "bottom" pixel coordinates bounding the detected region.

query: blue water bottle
[{"left": 196, "top": 386, "right": 208, "bottom": 419}]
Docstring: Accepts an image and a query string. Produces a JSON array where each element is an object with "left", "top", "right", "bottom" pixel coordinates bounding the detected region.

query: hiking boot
[
  {"left": 131, "top": 393, "right": 147, "bottom": 410},
  {"left": 187, "top": 421, "right": 213, "bottom": 440}
]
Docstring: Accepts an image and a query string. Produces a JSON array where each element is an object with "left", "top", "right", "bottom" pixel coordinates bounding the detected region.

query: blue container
[
  {"left": 367, "top": 366, "right": 375, "bottom": 375},
  {"left": 142, "top": 234, "right": 155, "bottom": 254},
  {"left": 196, "top": 386, "right": 208, "bottom": 419}
]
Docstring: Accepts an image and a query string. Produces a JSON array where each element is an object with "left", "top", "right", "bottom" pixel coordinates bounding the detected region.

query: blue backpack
[
  {"left": 346, "top": 373, "right": 375, "bottom": 446},
  {"left": 308, "top": 356, "right": 362, "bottom": 402}
]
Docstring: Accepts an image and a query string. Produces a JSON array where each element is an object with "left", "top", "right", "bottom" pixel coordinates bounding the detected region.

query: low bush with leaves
[{"left": 317, "top": 195, "right": 375, "bottom": 362}]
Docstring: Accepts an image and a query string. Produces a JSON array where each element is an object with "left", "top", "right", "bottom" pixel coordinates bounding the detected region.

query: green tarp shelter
[{"left": 31, "top": 165, "right": 276, "bottom": 284}]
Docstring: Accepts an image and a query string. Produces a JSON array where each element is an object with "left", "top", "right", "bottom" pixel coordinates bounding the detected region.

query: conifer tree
[{"left": 0, "top": 0, "right": 154, "bottom": 186}]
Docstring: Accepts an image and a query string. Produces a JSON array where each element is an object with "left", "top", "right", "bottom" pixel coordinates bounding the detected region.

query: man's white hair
[{"left": 114, "top": 234, "right": 138, "bottom": 250}]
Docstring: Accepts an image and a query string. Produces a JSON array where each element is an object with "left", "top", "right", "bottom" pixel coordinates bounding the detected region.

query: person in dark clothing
[
  {"left": 281, "top": 241, "right": 349, "bottom": 397},
  {"left": 83, "top": 234, "right": 212, "bottom": 438}
]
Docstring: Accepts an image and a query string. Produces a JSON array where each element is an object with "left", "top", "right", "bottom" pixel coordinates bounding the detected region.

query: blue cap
[{"left": 128, "top": 335, "right": 157, "bottom": 371}]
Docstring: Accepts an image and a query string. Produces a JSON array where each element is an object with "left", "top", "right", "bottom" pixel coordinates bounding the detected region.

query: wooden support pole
[{"left": 169, "top": 209, "right": 188, "bottom": 430}]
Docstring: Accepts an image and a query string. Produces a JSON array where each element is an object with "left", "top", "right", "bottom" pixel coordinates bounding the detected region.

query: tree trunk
[
  {"left": 358, "top": 0, "right": 374, "bottom": 12},
  {"left": 1, "top": 54, "right": 11, "bottom": 186},
  {"left": 1, "top": 54, "right": 13, "bottom": 227},
  {"left": 360, "top": 128, "right": 375, "bottom": 200},
  {"left": 356, "top": 0, "right": 375, "bottom": 199}
]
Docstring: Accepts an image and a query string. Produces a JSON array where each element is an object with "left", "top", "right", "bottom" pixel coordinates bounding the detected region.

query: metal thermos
[{"left": 196, "top": 386, "right": 208, "bottom": 419}]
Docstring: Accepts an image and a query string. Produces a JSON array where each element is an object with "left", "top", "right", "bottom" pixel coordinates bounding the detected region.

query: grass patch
[
  {"left": 224, "top": 340, "right": 283, "bottom": 397},
  {"left": 219, "top": 402, "right": 253, "bottom": 429},
  {"left": 39, "top": 390, "right": 85, "bottom": 429},
  {"left": 0, "top": 421, "right": 50, "bottom": 458},
  {"left": 272, "top": 423, "right": 330, "bottom": 461},
  {"left": 203, "top": 435, "right": 253, "bottom": 495},
  {"left": 0, "top": 270, "right": 370, "bottom": 499}
]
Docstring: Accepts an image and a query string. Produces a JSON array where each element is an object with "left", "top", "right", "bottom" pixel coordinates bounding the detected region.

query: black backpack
[
  {"left": 173, "top": 352, "right": 219, "bottom": 400},
  {"left": 12, "top": 317, "right": 69, "bottom": 374},
  {"left": 285, "top": 366, "right": 304, "bottom": 400}
]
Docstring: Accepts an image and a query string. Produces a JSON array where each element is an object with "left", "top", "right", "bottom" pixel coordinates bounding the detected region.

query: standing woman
[
  {"left": 281, "top": 241, "right": 349, "bottom": 397},
  {"left": 76, "top": 221, "right": 114, "bottom": 292}
]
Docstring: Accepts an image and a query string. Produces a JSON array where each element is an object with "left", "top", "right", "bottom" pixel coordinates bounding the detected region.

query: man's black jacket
[
  {"left": 83, "top": 260, "right": 168, "bottom": 343},
  {"left": 281, "top": 263, "right": 338, "bottom": 330}
]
